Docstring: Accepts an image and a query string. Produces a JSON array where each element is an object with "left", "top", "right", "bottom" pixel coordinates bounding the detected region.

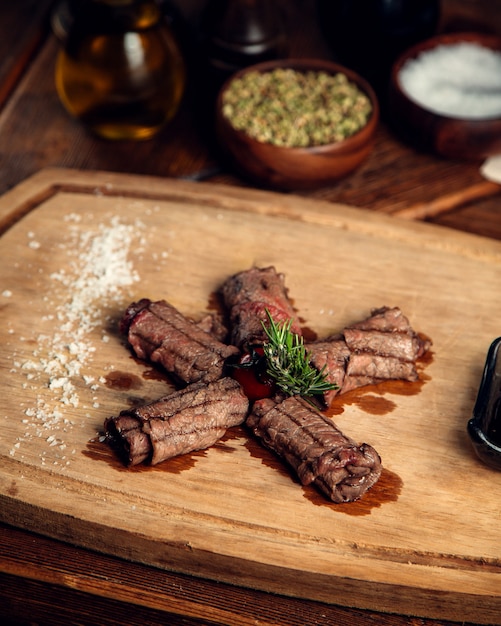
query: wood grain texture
[
  {"left": 0, "top": 521, "right": 479, "bottom": 626},
  {"left": 391, "top": 180, "right": 501, "bottom": 220},
  {"left": 1, "top": 169, "right": 500, "bottom": 624}
]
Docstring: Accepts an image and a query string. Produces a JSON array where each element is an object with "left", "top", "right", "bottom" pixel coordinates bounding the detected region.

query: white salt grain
[
  {"left": 10, "top": 214, "right": 146, "bottom": 465},
  {"left": 399, "top": 42, "right": 501, "bottom": 119}
]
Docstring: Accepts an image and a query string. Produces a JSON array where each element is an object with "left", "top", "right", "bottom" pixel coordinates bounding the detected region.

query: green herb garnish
[{"left": 261, "top": 310, "right": 338, "bottom": 399}]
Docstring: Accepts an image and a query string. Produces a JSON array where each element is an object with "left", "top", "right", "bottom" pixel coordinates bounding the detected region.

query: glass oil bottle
[{"left": 55, "top": 0, "right": 186, "bottom": 140}]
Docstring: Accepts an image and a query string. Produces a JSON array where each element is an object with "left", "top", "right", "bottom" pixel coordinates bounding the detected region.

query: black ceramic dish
[{"left": 467, "top": 337, "right": 501, "bottom": 471}]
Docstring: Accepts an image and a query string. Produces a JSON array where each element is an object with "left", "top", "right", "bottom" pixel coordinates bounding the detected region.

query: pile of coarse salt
[
  {"left": 398, "top": 41, "right": 501, "bottom": 119},
  {"left": 8, "top": 212, "right": 146, "bottom": 467}
]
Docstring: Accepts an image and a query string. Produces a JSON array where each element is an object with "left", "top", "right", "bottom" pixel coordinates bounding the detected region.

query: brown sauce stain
[
  {"left": 242, "top": 431, "right": 402, "bottom": 514},
  {"left": 84, "top": 426, "right": 242, "bottom": 474},
  {"left": 219, "top": 425, "right": 246, "bottom": 444},
  {"left": 7, "top": 480, "right": 18, "bottom": 497},
  {"left": 326, "top": 403, "right": 345, "bottom": 416},
  {"left": 84, "top": 436, "right": 202, "bottom": 473},
  {"left": 302, "top": 467, "right": 403, "bottom": 515},
  {"left": 207, "top": 290, "right": 225, "bottom": 315},
  {"left": 104, "top": 369, "right": 173, "bottom": 408},
  {"left": 136, "top": 450, "right": 204, "bottom": 474},
  {"left": 300, "top": 325, "right": 318, "bottom": 342},
  {"left": 104, "top": 370, "right": 143, "bottom": 391},
  {"left": 325, "top": 353, "right": 433, "bottom": 418},
  {"left": 141, "top": 367, "right": 172, "bottom": 383},
  {"left": 121, "top": 395, "right": 149, "bottom": 408},
  {"left": 333, "top": 392, "right": 397, "bottom": 417},
  {"left": 83, "top": 437, "right": 123, "bottom": 468},
  {"left": 125, "top": 352, "right": 174, "bottom": 385},
  {"left": 104, "top": 318, "right": 125, "bottom": 341},
  {"left": 86, "top": 431, "right": 402, "bottom": 514}
]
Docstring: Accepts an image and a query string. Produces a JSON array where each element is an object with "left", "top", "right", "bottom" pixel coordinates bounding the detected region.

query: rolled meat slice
[
  {"left": 105, "top": 377, "right": 249, "bottom": 466},
  {"left": 308, "top": 306, "right": 432, "bottom": 406},
  {"left": 247, "top": 396, "right": 382, "bottom": 503},
  {"left": 120, "top": 298, "right": 239, "bottom": 385},
  {"left": 220, "top": 266, "right": 301, "bottom": 349},
  {"left": 343, "top": 306, "right": 430, "bottom": 360}
]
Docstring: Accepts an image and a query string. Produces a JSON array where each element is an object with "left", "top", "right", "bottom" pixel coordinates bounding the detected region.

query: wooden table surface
[{"left": 1, "top": 1, "right": 500, "bottom": 625}]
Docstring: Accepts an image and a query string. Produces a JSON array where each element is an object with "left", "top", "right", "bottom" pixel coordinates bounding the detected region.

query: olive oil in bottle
[{"left": 55, "top": 0, "right": 185, "bottom": 140}]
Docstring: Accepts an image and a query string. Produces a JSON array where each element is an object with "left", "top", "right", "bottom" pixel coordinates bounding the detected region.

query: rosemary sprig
[{"left": 261, "top": 310, "right": 338, "bottom": 399}]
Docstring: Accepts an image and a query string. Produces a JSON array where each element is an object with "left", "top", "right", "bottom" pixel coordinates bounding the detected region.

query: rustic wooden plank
[
  {"left": 432, "top": 198, "right": 501, "bottom": 239},
  {"left": 390, "top": 181, "right": 501, "bottom": 220},
  {"left": 0, "top": 169, "right": 500, "bottom": 624},
  {"left": 0, "top": 521, "right": 475, "bottom": 626}
]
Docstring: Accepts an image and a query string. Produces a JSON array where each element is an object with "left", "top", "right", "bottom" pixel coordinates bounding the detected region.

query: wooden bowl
[
  {"left": 215, "top": 58, "right": 379, "bottom": 190},
  {"left": 389, "top": 32, "right": 501, "bottom": 160}
]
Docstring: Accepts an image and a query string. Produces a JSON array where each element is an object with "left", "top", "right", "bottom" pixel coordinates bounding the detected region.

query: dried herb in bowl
[{"left": 221, "top": 67, "right": 373, "bottom": 147}]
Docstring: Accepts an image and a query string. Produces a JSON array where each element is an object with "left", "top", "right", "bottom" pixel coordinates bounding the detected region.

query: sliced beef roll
[
  {"left": 105, "top": 377, "right": 249, "bottom": 466},
  {"left": 343, "top": 306, "right": 430, "bottom": 360},
  {"left": 308, "top": 306, "right": 432, "bottom": 406},
  {"left": 120, "top": 298, "right": 239, "bottom": 385},
  {"left": 220, "top": 266, "right": 301, "bottom": 349},
  {"left": 247, "top": 396, "right": 382, "bottom": 503}
]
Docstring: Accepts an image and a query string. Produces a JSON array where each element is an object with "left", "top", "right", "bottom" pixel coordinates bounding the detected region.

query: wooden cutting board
[{"left": 1, "top": 168, "right": 500, "bottom": 623}]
